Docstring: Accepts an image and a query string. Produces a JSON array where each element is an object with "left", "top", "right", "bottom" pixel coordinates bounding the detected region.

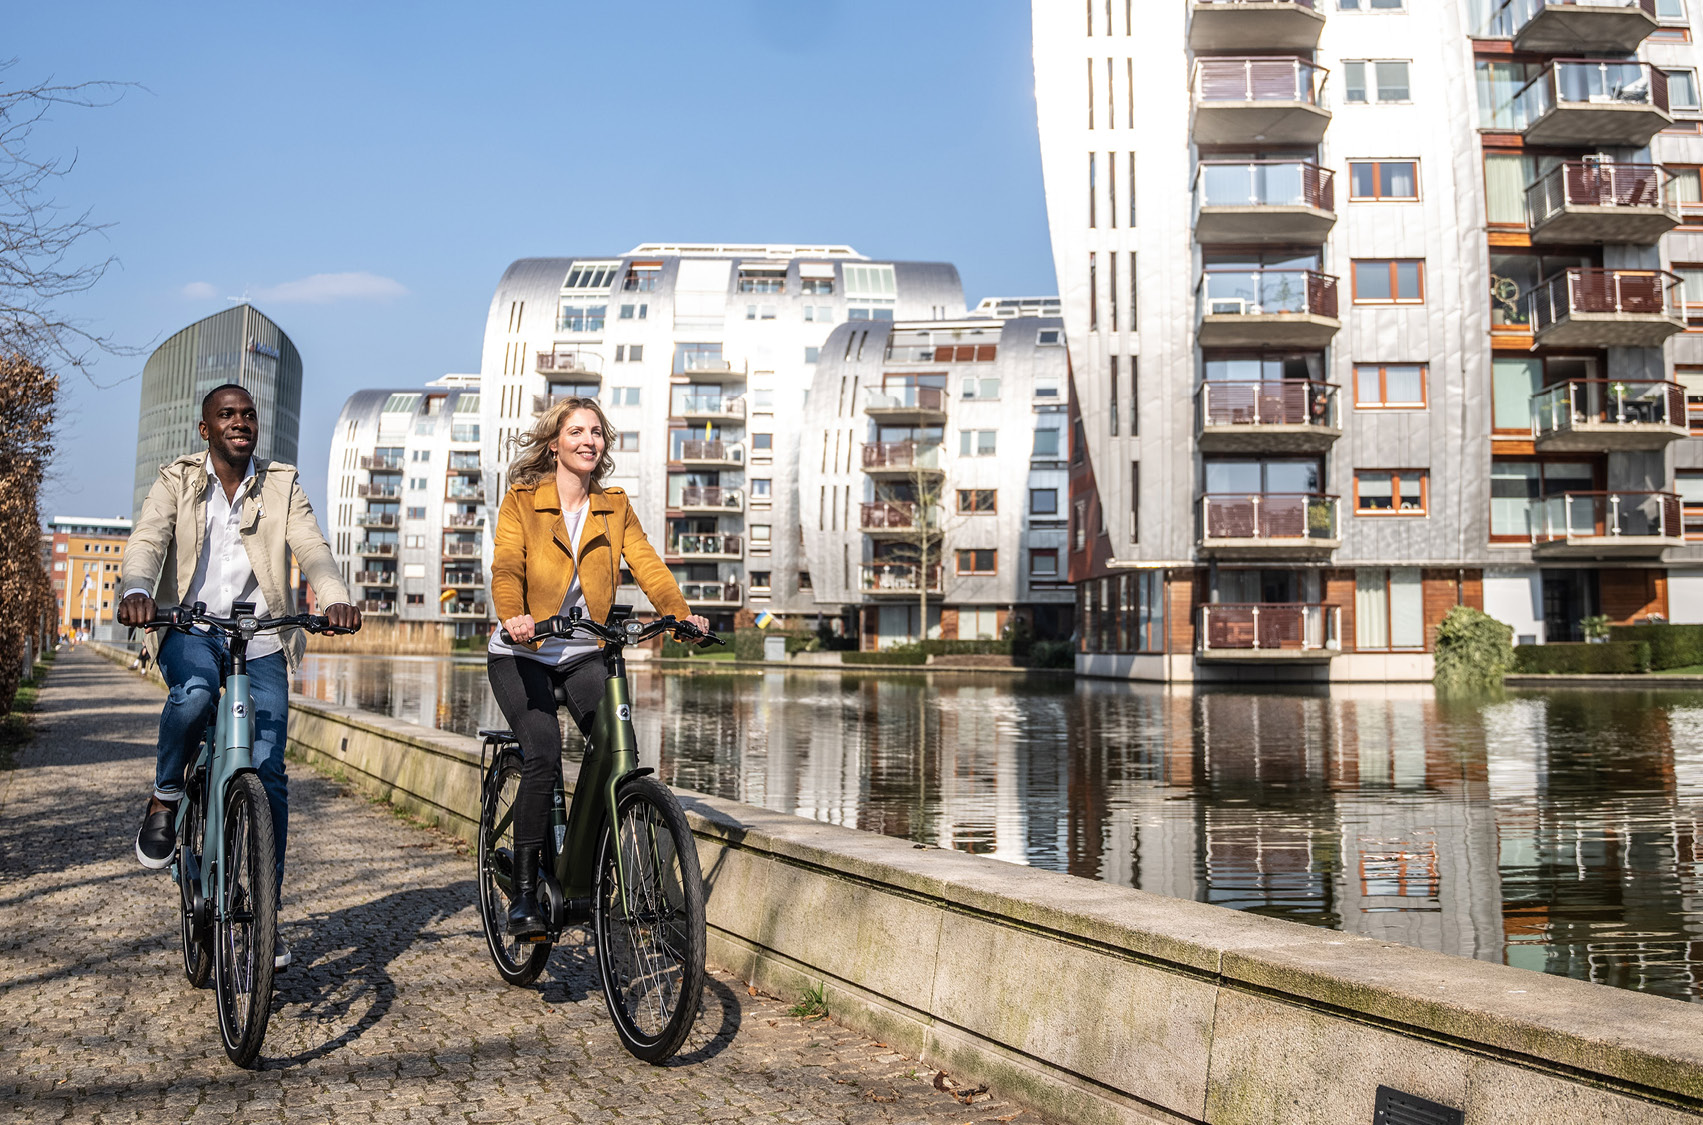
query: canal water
[{"left": 292, "top": 654, "right": 1703, "bottom": 1002}]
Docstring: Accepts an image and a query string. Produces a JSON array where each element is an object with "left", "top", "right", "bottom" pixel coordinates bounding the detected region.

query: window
[
  {"left": 798, "top": 570, "right": 813, "bottom": 589},
  {"left": 1667, "top": 69, "right": 1701, "bottom": 112},
  {"left": 1492, "top": 357, "right": 1542, "bottom": 432},
  {"left": 1356, "top": 567, "right": 1424, "bottom": 650},
  {"left": 1680, "top": 470, "right": 1703, "bottom": 539},
  {"left": 1491, "top": 458, "right": 1594, "bottom": 537},
  {"left": 1354, "top": 363, "right": 1427, "bottom": 408},
  {"left": 753, "top": 433, "right": 773, "bottom": 452},
  {"left": 619, "top": 304, "right": 636, "bottom": 319},
  {"left": 737, "top": 267, "right": 786, "bottom": 293},
  {"left": 804, "top": 347, "right": 820, "bottom": 364},
  {"left": 1671, "top": 166, "right": 1703, "bottom": 225},
  {"left": 603, "top": 387, "right": 638, "bottom": 407},
  {"left": 1037, "top": 328, "right": 1062, "bottom": 346},
  {"left": 410, "top": 477, "right": 428, "bottom": 489},
  {"left": 956, "top": 548, "right": 996, "bottom": 575},
  {"left": 1678, "top": 367, "right": 1703, "bottom": 432},
  {"left": 957, "top": 489, "right": 997, "bottom": 514},
  {"left": 801, "top": 277, "right": 834, "bottom": 295},
  {"left": 406, "top": 506, "right": 426, "bottom": 520},
  {"left": 1341, "top": 0, "right": 1405, "bottom": 7},
  {"left": 1035, "top": 372, "right": 1060, "bottom": 398},
  {"left": 750, "top": 571, "right": 772, "bottom": 590},
  {"left": 624, "top": 263, "right": 660, "bottom": 291},
  {"left": 1355, "top": 470, "right": 1428, "bottom": 515},
  {"left": 563, "top": 261, "right": 620, "bottom": 290},
  {"left": 628, "top": 344, "right": 644, "bottom": 362},
  {"left": 959, "top": 608, "right": 999, "bottom": 640},
  {"left": 557, "top": 302, "right": 607, "bottom": 333},
  {"left": 405, "top": 593, "right": 425, "bottom": 606},
  {"left": 405, "top": 535, "right": 425, "bottom": 549},
  {"left": 411, "top": 449, "right": 431, "bottom": 463},
  {"left": 382, "top": 393, "right": 421, "bottom": 414},
  {"left": 1073, "top": 500, "right": 1088, "bottom": 549},
  {"left": 1659, "top": 0, "right": 1687, "bottom": 21},
  {"left": 751, "top": 524, "right": 771, "bottom": 544},
  {"left": 1676, "top": 263, "right": 1703, "bottom": 323},
  {"left": 1347, "top": 160, "right": 1419, "bottom": 201},
  {"left": 960, "top": 376, "right": 1000, "bottom": 400},
  {"left": 451, "top": 424, "right": 479, "bottom": 443},
  {"left": 616, "top": 431, "right": 639, "bottom": 452},
  {"left": 1029, "top": 549, "right": 1059, "bottom": 577},
  {"left": 959, "top": 429, "right": 997, "bottom": 456},
  {"left": 1343, "top": 60, "right": 1411, "bottom": 103},
  {"left": 751, "top": 478, "right": 772, "bottom": 501},
  {"left": 1032, "top": 428, "right": 1061, "bottom": 458},
  {"left": 1353, "top": 259, "right": 1424, "bottom": 304},
  {"left": 1030, "top": 488, "right": 1059, "bottom": 515}
]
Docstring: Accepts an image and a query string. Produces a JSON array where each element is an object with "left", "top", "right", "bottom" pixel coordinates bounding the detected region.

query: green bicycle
[
  {"left": 476, "top": 606, "right": 721, "bottom": 1062},
  {"left": 144, "top": 601, "right": 354, "bottom": 1068}
]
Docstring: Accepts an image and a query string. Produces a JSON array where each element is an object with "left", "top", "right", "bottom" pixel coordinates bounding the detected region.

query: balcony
[
  {"left": 677, "top": 486, "right": 744, "bottom": 513},
  {"left": 1198, "top": 603, "right": 1341, "bottom": 661},
  {"left": 680, "top": 581, "right": 742, "bottom": 607},
  {"left": 1194, "top": 160, "right": 1335, "bottom": 245},
  {"left": 1509, "top": 0, "right": 1657, "bottom": 55},
  {"left": 1191, "top": 57, "right": 1329, "bottom": 146},
  {"left": 446, "top": 513, "right": 485, "bottom": 529},
  {"left": 860, "top": 563, "right": 943, "bottom": 596},
  {"left": 1188, "top": 0, "right": 1323, "bottom": 51},
  {"left": 1197, "top": 269, "right": 1339, "bottom": 348},
  {"left": 355, "top": 482, "right": 400, "bottom": 500},
  {"left": 1532, "top": 379, "right": 1689, "bottom": 451},
  {"left": 1528, "top": 268, "right": 1684, "bottom": 348},
  {"left": 1200, "top": 493, "right": 1340, "bottom": 557},
  {"left": 1530, "top": 490, "right": 1684, "bottom": 556},
  {"left": 443, "top": 601, "right": 488, "bottom": 619},
  {"left": 860, "top": 501, "right": 941, "bottom": 539},
  {"left": 677, "top": 396, "right": 746, "bottom": 422},
  {"left": 673, "top": 352, "right": 746, "bottom": 383},
  {"left": 1518, "top": 60, "right": 1671, "bottom": 147},
  {"left": 668, "top": 534, "right": 743, "bottom": 560},
  {"left": 357, "top": 541, "right": 397, "bottom": 558},
  {"left": 354, "top": 570, "right": 396, "bottom": 587},
  {"left": 1197, "top": 381, "right": 1340, "bottom": 453},
  {"left": 355, "top": 513, "right": 398, "bottom": 529},
  {"left": 864, "top": 386, "right": 949, "bottom": 423},
  {"left": 446, "top": 485, "right": 487, "bottom": 502},
  {"left": 862, "top": 441, "right": 945, "bottom": 478},
  {"left": 441, "top": 571, "right": 484, "bottom": 587},
  {"left": 676, "top": 440, "right": 745, "bottom": 467},
  {"left": 357, "top": 599, "right": 396, "bottom": 616},
  {"left": 360, "top": 455, "right": 402, "bottom": 472},
  {"left": 442, "top": 541, "right": 481, "bottom": 559},
  {"left": 1526, "top": 162, "right": 1677, "bottom": 245},
  {"left": 536, "top": 350, "right": 602, "bottom": 378}
]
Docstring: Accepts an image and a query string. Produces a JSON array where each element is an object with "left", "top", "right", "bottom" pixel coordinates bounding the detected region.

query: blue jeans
[{"left": 154, "top": 629, "right": 290, "bottom": 891}]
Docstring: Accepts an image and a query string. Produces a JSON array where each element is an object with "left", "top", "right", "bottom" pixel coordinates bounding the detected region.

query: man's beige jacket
[{"left": 121, "top": 453, "right": 352, "bottom": 668}]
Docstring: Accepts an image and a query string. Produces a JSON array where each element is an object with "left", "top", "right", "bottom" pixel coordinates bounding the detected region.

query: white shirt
[{"left": 487, "top": 499, "right": 599, "bottom": 666}]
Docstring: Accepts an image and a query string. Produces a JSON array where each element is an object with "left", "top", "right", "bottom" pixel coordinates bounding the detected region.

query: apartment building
[
  {"left": 45, "top": 515, "right": 133, "bottom": 635},
  {"left": 326, "top": 376, "right": 488, "bottom": 637},
  {"left": 474, "top": 246, "right": 966, "bottom": 632},
  {"left": 798, "top": 312, "right": 1077, "bottom": 648},
  {"left": 1033, "top": 0, "right": 1703, "bottom": 682}
]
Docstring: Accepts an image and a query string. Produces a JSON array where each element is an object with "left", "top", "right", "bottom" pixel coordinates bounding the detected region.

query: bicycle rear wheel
[
  {"left": 177, "top": 779, "right": 211, "bottom": 987},
  {"left": 477, "top": 749, "right": 552, "bottom": 985},
  {"left": 593, "top": 777, "right": 706, "bottom": 1063},
  {"left": 213, "top": 771, "right": 276, "bottom": 1068}
]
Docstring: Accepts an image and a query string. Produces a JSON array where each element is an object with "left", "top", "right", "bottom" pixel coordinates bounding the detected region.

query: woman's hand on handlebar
[{"left": 502, "top": 613, "right": 537, "bottom": 644}]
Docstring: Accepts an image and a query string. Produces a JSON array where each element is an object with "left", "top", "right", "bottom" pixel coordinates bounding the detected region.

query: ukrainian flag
[{"left": 754, "top": 610, "right": 774, "bottom": 630}]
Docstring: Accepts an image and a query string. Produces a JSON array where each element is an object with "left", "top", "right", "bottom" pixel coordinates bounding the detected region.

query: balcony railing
[
  {"left": 1199, "top": 603, "right": 1341, "bottom": 654},
  {"left": 360, "top": 455, "right": 403, "bottom": 471},
  {"left": 354, "top": 570, "right": 396, "bottom": 587},
  {"left": 1199, "top": 269, "right": 1339, "bottom": 319},
  {"left": 446, "top": 513, "right": 485, "bottom": 528},
  {"left": 1515, "top": 60, "right": 1670, "bottom": 145},
  {"left": 1192, "top": 56, "right": 1327, "bottom": 106},
  {"left": 859, "top": 563, "right": 943, "bottom": 594},
  {"left": 441, "top": 571, "right": 484, "bottom": 587},
  {"left": 678, "top": 486, "right": 743, "bottom": 510},
  {"left": 865, "top": 386, "right": 949, "bottom": 414},
  {"left": 1533, "top": 490, "right": 1682, "bottom": 543},
  {"left": 358, "top": 542, "right": 397, "bottom": 557},
  {"left": 1527, "top": 161, "right": 1669, "bottom": 221},
  {"left": 677, "top": 396, "right": 746, "bottom": 419},
  {"left": 677, "top": 440, "right": 744, "bottom": 464},
  {"left": 355, "top": 513, "right": 398, "bottom": 528},
  {"left": 446, "top": 486, "right": 486, "bottom": 502},
  {"left": 357, "top": 599, "right": 396, "bottom": 615},
  {"left": 1201, "top": 493, "right": 1340, "bottom": 542},
  {"left": 668, "top": 534, "right": 743, "bottom": 557},
  {"left": 1196, "top": 160, "right": 1334, "bottom": 210},
  {"left": 442, "top": 542, "right": 481, "bottom": 558},
  {"left": 355, "top": 483, "right": 400, "bottom": 499},
  {"left": 536, "top": 350, "right": 602, "bottom": 376},
  {"left": 860, "top": 501, "right": 940, "bottom": 533},
  {"left": 863, "top": 441, "right": 944, "bottom": 472},
  {"left": 1199, "top": 381, "right": 1339, "bottom": 429},
  {"left": 1527, "top": 268, "right": 1683, "bottom": 340},
  {"left": 1532, "top": 379, "right": 1686, "bottom": 436},
  {"left": 680, "top": 581, "right": 741, "bottom": 604},
  {"left": 443, "top": 601, "right": 488, "bottom": 618}
]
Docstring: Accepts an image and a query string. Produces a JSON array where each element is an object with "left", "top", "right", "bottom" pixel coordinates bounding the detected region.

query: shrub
[
  {"left": 919, "top": 638, "right": 1011, "bottom": 656},
  {"left": 1607, "top": 623, "right": 1703, "bottom": 672},
  {"left": 1512, "top": 641, "right": 1651, "bottom": 675},
  {"left": 1027, "top": 639, "right": 1075, "bottom": 669},
  {"left": 1433, "top": 605, "right": 1514, "bottom": 691},
  {"left": 815, "top": 621, "right": 857, "bottom": 652},
  {"left": 840, "top": 650, "right": 927, "bottom": 666}
]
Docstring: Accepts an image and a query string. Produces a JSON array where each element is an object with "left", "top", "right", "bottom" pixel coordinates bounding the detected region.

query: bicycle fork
[{"left": 203, "top": 672, "right": 256, "bottom": 923}]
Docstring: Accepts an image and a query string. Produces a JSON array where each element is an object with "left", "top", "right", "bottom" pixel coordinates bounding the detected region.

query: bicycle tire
[
  {"left": 177, "top": 780, "right": 211, "bottom": 988},
  {"left": 477, "top": 749, "right": 552, "bottom": 985},
  {"left": 593, "top": 777, "right": 706, "bottom": 1063},
  {"left": 213, "top": 771, "right": 277, "bottom": 1068}
]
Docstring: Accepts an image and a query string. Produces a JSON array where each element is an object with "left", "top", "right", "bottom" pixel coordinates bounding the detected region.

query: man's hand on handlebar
[
  {"left": 118, "top": 592, "right": 156, "bottom": 629},
  {"left": 325, "top": 602, "right": 362, "bottom": 633},
  {"left": 502, "top": 613, "right": 537, "bottom": 644}
]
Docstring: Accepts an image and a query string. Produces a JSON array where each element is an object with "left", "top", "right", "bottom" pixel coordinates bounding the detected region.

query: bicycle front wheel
[
  {"left": 593, "top": 777, "right": 706, "bottom": 1063},
  {"left": 177, "top": 781, "right": 211, "bottom": 987},
  {"left": 213, "top": 771, "right": 277, "bottom": 1068},
  {"left": 477, "top": 749, "right": 552, "bottom": 985}
]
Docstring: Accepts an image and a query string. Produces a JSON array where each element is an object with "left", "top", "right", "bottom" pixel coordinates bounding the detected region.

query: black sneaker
[{"left": 135, "top": 801, "right": 176, "bottom": 870}]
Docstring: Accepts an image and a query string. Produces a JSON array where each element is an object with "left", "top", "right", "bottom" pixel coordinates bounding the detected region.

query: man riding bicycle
[{"left": 119, "top": 383, "right": 360, "bottom": 971}]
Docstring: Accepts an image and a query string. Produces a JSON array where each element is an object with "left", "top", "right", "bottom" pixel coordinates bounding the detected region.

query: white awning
[{"left": 798, "top": 262, "right": 837, "bottom": 279}]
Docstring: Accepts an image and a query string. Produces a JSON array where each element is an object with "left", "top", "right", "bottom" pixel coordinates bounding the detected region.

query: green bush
[
  {"left": 1512, "top": 641, "right": 1652, "bottom": 675},
  {"left": 1027, "top": 639, "right": 1075, "bottom": 669},
  {"left": 919, "top": 638, "right": 1011, "bottom": 656},
  {"left": 1607, "top": 623, "right": 1703, "bottom": 671},
  {"left": 1433, "top": 605, "right": 1514, "bottom": 691},
  {"left": 1006, "top": 616, "right": 1035, "bottom": 664}
]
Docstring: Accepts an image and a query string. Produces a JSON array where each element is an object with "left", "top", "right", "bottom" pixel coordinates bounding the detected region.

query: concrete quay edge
[
  {"left": 1506, "top": 673, "right": 1703, "bottom": 689},
  {"left": 87, "top": 642, "right": 1703, "bottom": 1124}
]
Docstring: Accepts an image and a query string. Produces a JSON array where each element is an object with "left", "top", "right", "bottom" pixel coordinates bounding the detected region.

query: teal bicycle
[
  {"left": 144, "top": 601, "right": 354, "bottom": 1068},
  {"left": 477, "top": 606, "right": 721, "bottom": 1062}
]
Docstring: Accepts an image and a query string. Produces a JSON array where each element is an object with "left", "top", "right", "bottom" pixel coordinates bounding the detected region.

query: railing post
[
  {"left": 1251, "top": 494, "right": 1263, "bottom": 538},
  {"left": 1251, "top": 605, "right": 1262, "bottom": 650},
  {"left": 1609, "top": 492, "right": 1622, "bottom": 536}
]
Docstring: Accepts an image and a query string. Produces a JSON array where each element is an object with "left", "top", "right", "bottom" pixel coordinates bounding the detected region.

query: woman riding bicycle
[{"left": 488, "top": 396, "right": 708, "bottom": 939}]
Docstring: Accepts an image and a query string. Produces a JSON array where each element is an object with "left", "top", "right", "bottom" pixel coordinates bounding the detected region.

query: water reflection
[{"left": 292, "top": 655, "right": 1703, "bottom": 1002}]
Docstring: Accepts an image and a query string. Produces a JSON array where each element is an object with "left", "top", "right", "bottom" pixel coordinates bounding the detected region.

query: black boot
[{"left": 507, "top": 845, "right": 547, "bottom": 938}]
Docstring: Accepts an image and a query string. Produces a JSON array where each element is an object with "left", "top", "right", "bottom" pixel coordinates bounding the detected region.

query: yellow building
[{"left": 47, "top": 516, "right": 133, "bottom": 635}]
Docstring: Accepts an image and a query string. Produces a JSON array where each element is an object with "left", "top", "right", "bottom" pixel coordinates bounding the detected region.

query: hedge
[
  {"left": 840, "top": 651, "right": 927, "bottom": 666},
  {"left": 1512, "top": 641, "right": 1652, "bottom": 675},
  {"left": 919, "top": 638, "right": 1011, "bottom": 656},
  {"left": 1606, "top": 624, "right": 1703, "bottom": 672}
]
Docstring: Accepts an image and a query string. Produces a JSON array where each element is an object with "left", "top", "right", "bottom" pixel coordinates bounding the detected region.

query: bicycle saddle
[{"left": 478, "top": 728, "right": 515, "bottom": 742}]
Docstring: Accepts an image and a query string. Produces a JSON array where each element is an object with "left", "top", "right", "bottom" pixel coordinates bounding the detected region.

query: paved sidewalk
[{"left": 0, "top": 648, "right": 1054, "bottom": 1124}]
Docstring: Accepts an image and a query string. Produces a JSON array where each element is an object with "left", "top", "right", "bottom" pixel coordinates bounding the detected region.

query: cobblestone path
[{"left": 0, "top": 648, "right": 1054, "bottom": 1124}]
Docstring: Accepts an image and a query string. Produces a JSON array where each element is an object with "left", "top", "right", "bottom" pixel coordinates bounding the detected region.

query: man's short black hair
[{"left": 201, "top": 383, "right": 253, "bottom": 417}]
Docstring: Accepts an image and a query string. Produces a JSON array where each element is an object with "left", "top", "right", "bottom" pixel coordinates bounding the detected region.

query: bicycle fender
[{"left": 614, "top": 766, "right": 655, "bottom": 788}]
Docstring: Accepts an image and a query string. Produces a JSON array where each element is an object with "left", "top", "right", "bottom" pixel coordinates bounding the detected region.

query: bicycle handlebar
[
  {"left": 500, "top": 613, "right": 725, "bottom": 649},
  {"left": 138, "top": 603, "right": 359, "bottom": 637}
]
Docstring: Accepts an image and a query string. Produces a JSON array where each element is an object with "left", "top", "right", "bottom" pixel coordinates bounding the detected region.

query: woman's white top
[{"left": 486, "top": 499, "right": 600, "bottom": 666}]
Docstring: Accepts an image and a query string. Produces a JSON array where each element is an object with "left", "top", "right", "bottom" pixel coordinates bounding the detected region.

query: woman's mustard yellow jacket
[{"left": 490, "top": 479, "right": 690, "bottom": 643}]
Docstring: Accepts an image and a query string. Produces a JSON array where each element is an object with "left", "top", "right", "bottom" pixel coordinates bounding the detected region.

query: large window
[
  {"left": 557, "top": 302, "right": 606, "bottom": 333},
  {"left": 1680, "top": 470, "right": 1703, "bottom": 539},
  {"left": 1667, "top": 68, "right": 1702, "bottom": 113},
  {"left": 1490, "top": 459, "right": 1595, "bottom": 538},
  {"left": 1476, "top": 60, "right": 1544, "bottom": 130},
  {"left": 956, "top": 549, "right": 997, "bottom": 575},
  {"left": 957, "top": 489, "right": 996, "bottom": 514},
  {"left": 1356, "top": 567, "right": 1424, "bottom": 650},
  {"left": 1032, "top": 427, "right": 1061, "bottom": 458},
  {"left": 1029, "top": 548, "right": 1059, "bottom": 578},
  {"left": 1352, "top": 259, "right": 1425, "bottom": 304},
  {"left": 1675, "top": 263, "right": 1703, "bottom": 324},
  {"left": 960, "top": 429, "right": 997, "bottom": 456},
  {"left": 1355, "top": 363, "right": 1427, "bottom": 408},
  {"left": 1491, "top": 357, "right": 1542, "bottom": 432},
  {"left": 1030, "top": 488, "right": 1059, "bottom": 515},
  {"left": 1348, "top": 160, "right": 1419, "bottom": 201},
  {"left": 1355, "top": 469, "right": 1428, "bottom": 515},
  {"left": 1343, "top": 60, "right": 1411, "bottom": 103}
]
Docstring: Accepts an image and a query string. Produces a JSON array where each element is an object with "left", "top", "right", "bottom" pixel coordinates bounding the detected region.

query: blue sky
[{"left": 15, "top": 1, "right": 1056, "bottom": 519}]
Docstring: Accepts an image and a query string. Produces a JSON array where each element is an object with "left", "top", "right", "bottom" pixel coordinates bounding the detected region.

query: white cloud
[
  {"left": 181, "top": 281, "right": 217, "bottom": 300},
  {"left": 252, "top": 271, "right": 408, "bottom": 304}
]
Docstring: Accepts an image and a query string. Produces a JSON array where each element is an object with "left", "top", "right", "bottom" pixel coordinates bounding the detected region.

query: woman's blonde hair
[{"left": 506, "top": 396, "right": 617, "bottom": 488}]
